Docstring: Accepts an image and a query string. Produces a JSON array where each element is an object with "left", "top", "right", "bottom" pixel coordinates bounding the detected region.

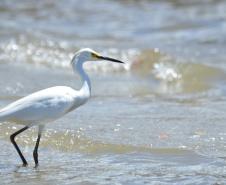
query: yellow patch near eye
[{"left": 91, "top": 52, "right": 100, "bottom": 59}]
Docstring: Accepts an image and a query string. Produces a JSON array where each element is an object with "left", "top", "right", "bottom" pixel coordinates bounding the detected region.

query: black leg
[
  {"left": 33, "top": 133, "right": 41, "bottom": 168},
  {"left": 33, "top": 125, "right": 44, "bottom": 168},
  {"left": 10, "top": 126, "right": 29, "bottom": 166}
]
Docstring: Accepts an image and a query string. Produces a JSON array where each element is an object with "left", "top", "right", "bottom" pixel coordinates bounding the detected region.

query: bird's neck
[{"left": 74, "top": 57, "right": 91, "bottom": 98}]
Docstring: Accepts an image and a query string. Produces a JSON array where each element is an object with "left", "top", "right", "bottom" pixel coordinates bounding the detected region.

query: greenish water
[{"left": 1, "top": 0, "right": 226, "bottom": 184}]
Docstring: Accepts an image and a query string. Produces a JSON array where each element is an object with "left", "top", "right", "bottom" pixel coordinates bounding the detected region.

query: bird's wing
[{"left": 0, "top": 86, "right": 77, "bottom": 124}]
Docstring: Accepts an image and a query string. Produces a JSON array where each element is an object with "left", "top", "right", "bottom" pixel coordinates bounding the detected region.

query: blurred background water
[{"left": 1, "top": 0, "right": 226, "bottom": 184}]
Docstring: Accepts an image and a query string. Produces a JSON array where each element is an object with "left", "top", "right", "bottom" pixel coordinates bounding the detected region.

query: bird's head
[{"left": 72, "top": 48, "right": 124, "bottom": 64}]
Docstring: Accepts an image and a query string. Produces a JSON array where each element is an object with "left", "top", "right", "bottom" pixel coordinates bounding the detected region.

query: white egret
[{"left": 0, "top": 48, "right": 124, "bottom": 167}]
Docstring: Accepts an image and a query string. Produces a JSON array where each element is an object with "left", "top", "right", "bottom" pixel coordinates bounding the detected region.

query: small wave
[
  {"left": 0, "top": 124, "right": 193, "bottom": 155},
  {"left": 131, "top": 50, "right": 226, "bottom": 94},
  {"left": 1, "top": 38, "right": 226, "bottom": 95}
]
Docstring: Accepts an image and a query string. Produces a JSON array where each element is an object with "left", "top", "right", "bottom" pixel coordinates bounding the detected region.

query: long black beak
[{"left": 98, "top": 56, "right": 124, "bottom": 64}]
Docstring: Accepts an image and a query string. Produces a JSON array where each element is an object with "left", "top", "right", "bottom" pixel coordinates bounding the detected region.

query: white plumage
[{"left": 0, "top": 86, "right": 86, "bottom": 125}]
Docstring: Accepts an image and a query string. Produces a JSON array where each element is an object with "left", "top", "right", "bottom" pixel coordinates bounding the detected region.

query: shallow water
[{"left": 1, "top": 0, "right": 226, "bottom": 184}]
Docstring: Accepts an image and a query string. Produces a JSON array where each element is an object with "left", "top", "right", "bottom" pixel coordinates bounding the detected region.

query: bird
[{"left": 0, "top": 48, "right": 124, "bottom": 167}]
